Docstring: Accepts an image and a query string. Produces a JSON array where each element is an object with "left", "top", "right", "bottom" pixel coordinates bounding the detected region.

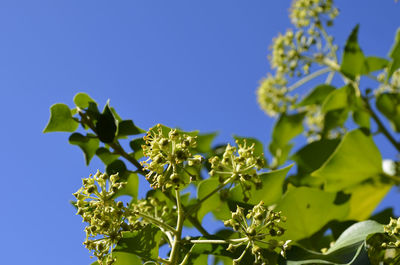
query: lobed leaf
[
  {"left": 43, "top": 103, "right": 79, "bottom": 133},
  {"left": 69, "top": 133, "right": 99, "bottom": 165}
]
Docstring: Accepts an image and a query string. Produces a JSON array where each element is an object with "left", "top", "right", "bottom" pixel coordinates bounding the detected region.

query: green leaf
[
  {"left": 95, "top": 147, "right": 120, "bottom": 165},
  {"left": 286, "top": 221, "right": 383, "bottom": 265},
  {"left": 96, "top": 102, "right": 117, "bottom": 143},
  {"left": 270, "top": 112, "right": 305, "bottom": 166},
  {"left": 311, "top": 129, "right": 383, "bottom": 191},
  {"left": 197, "top": 178, "right": 230, "bottom": 221},
  {"left": 43, "top": 103, "right": 79, "bottom": 133},
  {"left": 91, "top": 253, "right": 141, "bottom": 265},
  {"left": 229, "top": 164, "right": 292, "bottom": 205},
  {"left": 292, "top": 139, "right": 340, "bottom": 176},
  {"left": 106, "top": 159, "right": 127, "bottom": 176},
  {"left": 321, "top": 86, "right": 350, "bottom": 113},
  {"left": 361, "top": 57, "right": 389, "bottom": 74},
  {"left": 114, "top": 225, "right": 162, "bottom": 260},
  {"left": 117, "top": 120, "right": 144, "bottom": 137},
  {"left": 73, "top": 92, "right": 96, "bottom": 109},
  {"left": 340, "top": 25, "right": 365, "bottom": 79},
  {"left": 297, "top": 84, "right": 336, "bottom": 107},
  {"left": 196, "top": 133, "right": 217, "bottom": 153},
  {"left": 275, "top": 186, "right": 349, "bottom": 241},
  {"left": 129, "top": 138, "right": 145, "bottom": 160},
  {"left": 352, "top": 110, "right": 370, "bottom": 129},
  {"left": 376, "top": 92, "right": 400, "bottom": 132},
  {"left": 345, "top": 180, "right": 392, "bottom": 221},
  {"left": 388, "top": 28, "right": 400, "bottom": 78},
  {"left": 69, "top": 133, "right": 100, "bottom": 165},
  {"left": 115, "top": 172, "right": 139, "bottom": 200},
  {"left": 323, "top": 108, "right": 349, "bottom": 134}
]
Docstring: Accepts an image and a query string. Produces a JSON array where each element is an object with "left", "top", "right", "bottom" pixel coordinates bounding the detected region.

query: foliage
[{"left": 44, "top": 0, "right": 400, "bottom": 264}]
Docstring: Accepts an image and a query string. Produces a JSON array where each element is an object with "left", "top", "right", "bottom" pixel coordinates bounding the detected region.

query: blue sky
[{"left": 1, "top": 1, "right": 399, "bottom": 264}]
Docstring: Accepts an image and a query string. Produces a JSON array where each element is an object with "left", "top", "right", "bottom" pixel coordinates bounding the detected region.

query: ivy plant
[{"left": 44, "top": 0, "right": 400, "bottom": 264}]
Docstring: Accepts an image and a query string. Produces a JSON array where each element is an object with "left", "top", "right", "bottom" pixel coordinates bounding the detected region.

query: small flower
[
  {"left": 141, "top": 124, "right": 203, "bottom": 190},
  {"left": 209, "top": 140, "right": 264, "bottom": 201},
  {"left": 224, "top": 202, "right": 290, "bottom": 264}
]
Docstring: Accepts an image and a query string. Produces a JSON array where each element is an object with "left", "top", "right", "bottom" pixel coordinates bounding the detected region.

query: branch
[{"left": 364, "top": 97, "right": 400, "bottom": 153}]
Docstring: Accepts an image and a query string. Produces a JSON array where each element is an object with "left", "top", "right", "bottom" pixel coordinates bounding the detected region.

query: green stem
[
  {"left": 363, "top": 97, "right": 400, "bottom": 153},
  {"left": 169, "top": 189, "right": 185, "bottom": 265},
  {"left": 287, "top": 67, "right": 331, "bottom": 92},
  {"left": 186, "top": 177, "right": 232, "bottom": 216},
  {"left": 135, "top": 212, "right": 177, "bottom": 234},
  {"left": 188, "top": 238, "right": 248, "bottom": 244}
]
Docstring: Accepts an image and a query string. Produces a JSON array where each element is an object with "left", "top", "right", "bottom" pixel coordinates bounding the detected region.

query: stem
[
  {"left": 135, "top": 212, "right": 177, "bottom": 234},
  {"left": 179, "top": 245, "right": 195, "bottom": 265},
  {"left": 169, "top": 189, "right": 185, "bottom": 265},
  {"left": 188, "top": 238, "right": 248, "bottom": 244},
  {"left": 364, "top": 97, "right": 400, "bottom": 153},
  {"left": 288, "top": 67, "right": 331, "bottom": 92},
  {"left": 186, "top": 177, "right": 232, "bottom": 216}
]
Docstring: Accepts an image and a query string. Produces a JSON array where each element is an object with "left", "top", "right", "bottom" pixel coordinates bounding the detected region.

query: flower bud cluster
[
  {"left": 256, "top": 73, "right": 296, "bottom": 116},
  {"left": 141, "top": 124, "right": 203, "bottom": 190},
  {"left": 376, "top": 69, "right": 400, "bottom": 94},
  {"left": 257, "top": 0, "right": 339, "bottom": 118},
  {"left": 209, "top": 140, "right": 264, "bottom": 202},
  {"left": 73, "top": 171, "right": 129, "bottom": 264},
  {"left": 381, "top": 217, "right": 400, "bottom": 249},
  {"left": 290, "top": 0, "right": 339, "bottom": 28},
  {"left": 224, "top": 202, "right": 291, "bottom": 264}
]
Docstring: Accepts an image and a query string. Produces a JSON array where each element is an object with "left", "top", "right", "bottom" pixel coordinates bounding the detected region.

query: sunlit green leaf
[
  {"left": 43, "top": 103, "right": 79, "bottom": 133},
  {"left": 115, "top": 172, "right": 139, "bottom": 200},
  {"left": 340, "top": 25, "right": 365, "bottom": 79},
  {"left": 321, "top": 86, "right": 351, "bottom": 113},
  {"left": 197, "top": 178, "right": 230, "bottom": 221},
  {"left": 229, "top": 164, "right": 292, "bottom": 205},
  {"left": 388, "top": 28, "right": 400, "bottom": 78},
  {"left": 196, "top": 133, "right": 217, "bottom": 153},
  {"left": 73, "top": 92, "right": 96, "bottom": 109},
  {"left": 297, "top": 84, "right": 336, "bottom": 107},
  {"left": 276, "top": 186, "right": 349, "bottom": 241},
  {"left": 311, "top": 129, "right": 383, "bottom": 192},
  {"left": 91, "top": 253, "right": 141, "bottom": 265},
  {"left": 361, "top": 57, "right": 389, "bottom": 74},
  {"left": 69, "top": 133, "right": 100, "bottom": 165},
  {"left": 286, "top": 221, "right": 383, "bottom": 265}
]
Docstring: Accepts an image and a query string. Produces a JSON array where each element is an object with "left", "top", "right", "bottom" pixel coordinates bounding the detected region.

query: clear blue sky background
[{"left": 1, "top": 1, "right": 399, "bottom": 264}]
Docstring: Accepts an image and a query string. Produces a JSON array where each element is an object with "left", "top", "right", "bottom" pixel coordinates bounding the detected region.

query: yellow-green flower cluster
[
  {"left": 209, "top": 140, "right": 264, "bottom": 202},
  {"left": 290, "top": 0, "right": 339, "bottom": 28},
  {"left": 224, "top": 202, "right": 290, "bottom": 265},
  {"left": 142, "top": 124, "right": 203, "bottom": 190},
  {"left": 257, "top": 73, "right": 296, "bottom": 117},
  {"left": 73, "top": 171, "right": 129, "bottom": 265},
  {"left": 381, "top": 217, "right": 400, "bottom": 249},
  {"left": 257, "top": 0, "right": 339, "bottom": 118}
]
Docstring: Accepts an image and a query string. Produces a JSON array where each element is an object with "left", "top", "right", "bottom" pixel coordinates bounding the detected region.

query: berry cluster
[
  {"left": 141, "top": 124, "right": 203, "bottom": 190},
  {"left": 73, "top": 171, "right": 129, "bottom": 265},
  {"left": 224, "top": 202, "right": 291, "bottom": 265},
  {"left": 209, "top": 140, "right": 264, "bottom": 201}
]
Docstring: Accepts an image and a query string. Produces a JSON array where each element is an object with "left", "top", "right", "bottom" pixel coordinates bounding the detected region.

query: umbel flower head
[
  {"left": 141, "top": 124, "right": 203, "bottom": 190},
  {"left": 290, "top": 0, "right": 339, "bottom": 28},
  {"left": 381, "top": 217, "right": 400, "bottom": 249},
  {"left": 209, "top": 139, "right": 265, "bottom": 202},
  {"left": 224, "top": 202, "right": 291, "bottom": 265},
  {"left": 73, "top": 171, "right": 129, "bottom": 265}
]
